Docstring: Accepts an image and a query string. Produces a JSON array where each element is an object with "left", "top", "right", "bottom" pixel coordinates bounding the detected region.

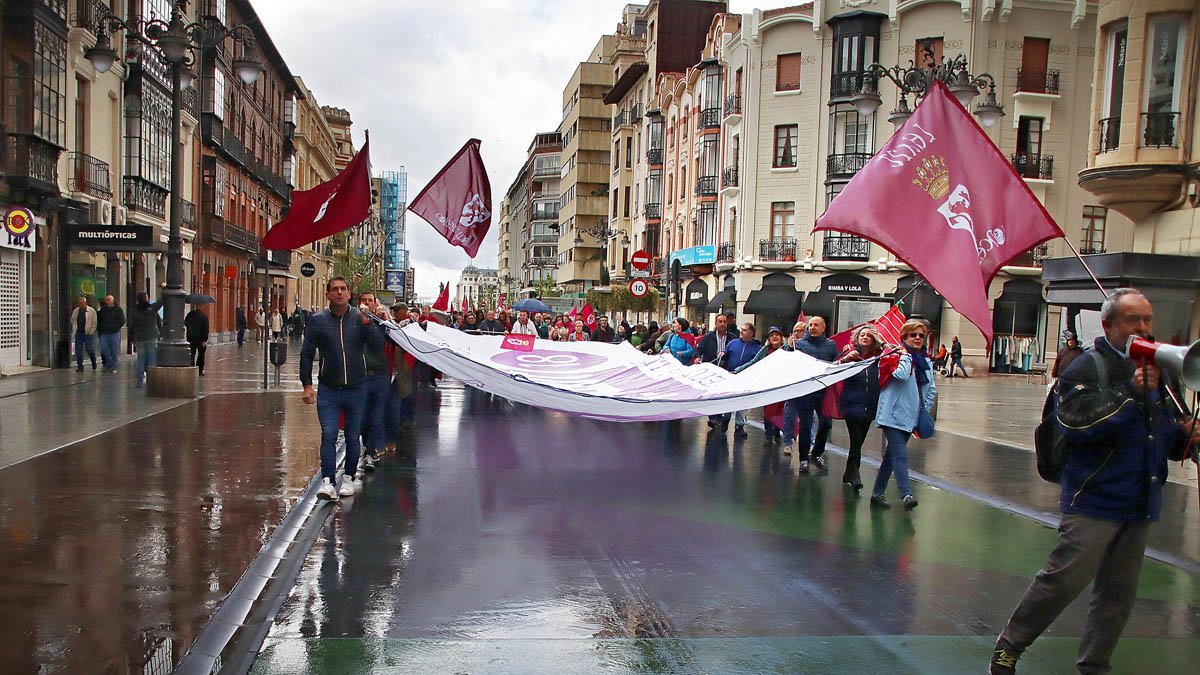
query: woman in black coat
[{"left": 834, "top": 325, "right": 885, "bottom": 490}]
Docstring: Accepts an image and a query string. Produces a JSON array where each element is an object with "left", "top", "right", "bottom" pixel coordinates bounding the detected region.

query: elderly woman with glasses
[{"left": 870, "top": 319, "right": 937, "bottom": 511}]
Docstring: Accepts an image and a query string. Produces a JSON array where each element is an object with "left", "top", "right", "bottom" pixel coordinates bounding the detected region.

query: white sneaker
[
  {"left": 782, "top": 443, "right": 793, "bottom": 456},
  {"left": 338, "top": 477, "right": 357, "bottom": 497},
  {"left": 362, "top": 454, "right": 376, "bottom": 471},
  {"left": 317, "top": 478, "right": 338, "bottom": 500}
]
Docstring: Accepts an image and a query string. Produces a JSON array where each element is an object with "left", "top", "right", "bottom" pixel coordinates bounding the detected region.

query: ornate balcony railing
[
  {"left": 646, "top": 148, "right": 662, "bottom": 165},
  {"left": 759, "top": 237, "right": 797, "bottom": 261},
  {"left": 717, "top": 242, "right": 736, "bottom": 263},
  {"left": 695, "top": 175, "right": 718, "bottom": 197},
  {"left": 644, "top": 202, "right": 661, "bottom": 219},
  {"left": 68, "top": 151, "right": 112, "bottom": 199},
  {"left": 1016, "top": 69, "right": 1061, "bottom": 95},
  {"left": 826, "top": 152, "right": 872, "bottom": 178},
  {"left": 73, "top": 0, "right": 110, "bottom": 30},
  {"left": 182, "top": 86, "right": 200, "bottom": 118},
  {"left": 1008, "top": 243, "right": 1049, "bottom": 267},
  {"left": 1010, "top": 153, "right": 1054, "bottom": 180},
  {"left": 701, "top": 107, "right": 721, "bottom": 130},
  {"left": 123, "top": 177, "right": 167, "bottom": 218},
  {"left": 5, "top": 135, "right": 61, "bottom": 193},
  {"left": 721, "top": 166, "right": 738, "bottom": 189},
  {"left": 830, "top": 71, "right": 864, "bottom": 99},
  {"left": 207, "top": 219, "right": 258, "bottom": 253},
  {"left": 1142, "top": 112, "right": 1179, "bottom": 148},
  {"left": 724, "top": 94, "right": 742, "bottom": 118},
  {"left": 1098, "top": 116, "right": 1121, "bottom": 153},
  {"left": 822, "top": 234, "right": 870, "bottom": 261},
  {"left": 528, "top": 256, "right": 557, "bottom": 268},
  {"left": 180, "top": 200, "right": 197, "bottom": 228},
  {"left": 1079, "top": 245, "right": 1106, "bottom": 255}
]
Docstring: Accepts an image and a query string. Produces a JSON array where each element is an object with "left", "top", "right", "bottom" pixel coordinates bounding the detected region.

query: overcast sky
[{"left": 255, "top": 0, "right": 802, "bottom": 299}]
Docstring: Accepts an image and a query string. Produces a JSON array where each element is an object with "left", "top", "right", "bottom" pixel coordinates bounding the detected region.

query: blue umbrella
[
  {"left": 512, "top": 298, "right": 551, "bottom": 314},
  {"left": 186, "top": 293, "right": 216, "bottom": 304}
]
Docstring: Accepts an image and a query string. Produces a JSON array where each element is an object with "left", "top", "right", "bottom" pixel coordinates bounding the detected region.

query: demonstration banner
[{"left": 382, "top": 322, "right": 871, "bottom": 422}]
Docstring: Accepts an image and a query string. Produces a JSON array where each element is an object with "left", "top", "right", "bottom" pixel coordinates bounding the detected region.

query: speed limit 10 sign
[{"left": 629, "top": 278, "right": 649, "bottom": 298}]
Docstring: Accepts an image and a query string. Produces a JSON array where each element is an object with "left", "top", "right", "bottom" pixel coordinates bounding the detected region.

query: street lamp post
[
  {"left": 574, "top": 217, "right": 631, "bottom": 282},
  {"left": 850, "top": 53, "right": 1005, "bottom": 131},
  {"left": 86, "top": 2, "right": 265, "bottom": 391}
]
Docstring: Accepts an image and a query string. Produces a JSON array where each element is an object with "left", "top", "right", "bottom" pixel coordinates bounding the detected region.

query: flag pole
[{"left": 1058, "top": 238, "right": 1109, "bottom": 299}]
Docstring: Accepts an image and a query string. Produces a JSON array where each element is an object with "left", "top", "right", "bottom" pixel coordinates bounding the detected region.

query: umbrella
[
  {"left": 186, "top": 293, "right": 216, "bottom": 304},
  {"left": 512, "top": 298, "right": 551, "bottom": 314}
]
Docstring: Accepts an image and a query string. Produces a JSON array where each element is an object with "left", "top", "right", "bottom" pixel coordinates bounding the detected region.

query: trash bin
[{"left": 269, "top": 340, "right": 288, "bottom": 367}]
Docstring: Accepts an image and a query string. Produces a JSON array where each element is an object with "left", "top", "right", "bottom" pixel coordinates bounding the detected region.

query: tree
[
  {"left": 586, "top": 284, "right": 659, "bottom": 314},
  {"left": 333, "top": 249, "right": 378, "bottom": 296},
  {"left": 533, "top": 275, "right": 558, "bottom": 300}
]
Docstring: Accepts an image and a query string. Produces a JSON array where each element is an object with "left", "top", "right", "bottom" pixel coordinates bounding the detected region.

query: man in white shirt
[{"left": 511, "top": 310, "right": 538, "bottom": 336}]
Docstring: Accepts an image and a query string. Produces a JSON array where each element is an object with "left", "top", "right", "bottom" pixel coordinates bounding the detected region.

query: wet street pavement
[
  {"left": 2, "top": 348, "right": 1198, "bottom": 674},
  {"left": 252, "top": 381, "right": 1200, "bottom": 674}
]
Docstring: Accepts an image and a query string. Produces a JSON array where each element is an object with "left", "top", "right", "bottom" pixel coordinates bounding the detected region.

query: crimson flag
[
  {"left": 814, "top": 81, "right": 1063, "bottom": 342},
  {"left": 432, "top": 285, "right": 450, "bottom": 312},
  {"left": 461, "top": 296, "right": 469, "bottom": 314},
  {"left": 262, "top": 141, "right": 371, "bottom": 250},
  {"left": 872, "top": 305, "right": 906, "bottom": 346},
  {"left": 568, "top": 306, "right": 578, "bottom": 320},
  {"left": 409, "top": 139, "right": 492, "bottom": 258},
  {"left": 581, "top": 303, "right": 597, "bottom": 330}
]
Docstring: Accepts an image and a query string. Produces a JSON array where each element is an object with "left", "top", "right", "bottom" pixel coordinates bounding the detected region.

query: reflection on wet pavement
[
  {"left": 0, "top": 393, "right": 319, "bottom": 674},
  {"left": 254, "top": 381, "right": 1200, "bottom": 674}
]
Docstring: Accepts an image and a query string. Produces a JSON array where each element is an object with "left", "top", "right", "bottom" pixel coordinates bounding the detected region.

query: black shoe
[
  {"left": 842, "top": 472, "right": 863, "bottom": 491},
  {"left": 76, "top": 366, "right": 84, "bottom": 372},
  {"left": 870, "top": 495, "right": 890, "bottom": 509},
  {"left": 733, "top": 426, "right": 748, "bottom": 438},
  {"left": 903, "top": 494, "right": 919, "bottom": 511},
  {"left": 989, "top": 639, "right": 1020, "bottom": 674},
  {"left": 92, "top": 363, "right": 97, "bottom": 370},
  {"left": 198, "top": 371, "right": 205, "bottom": 377},
  {"left": 707, "top": 420, "right": 718, "bottom": 429}
]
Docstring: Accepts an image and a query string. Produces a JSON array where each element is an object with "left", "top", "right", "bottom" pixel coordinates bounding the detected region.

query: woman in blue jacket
[
  {"left": 835, "top": 325, "right": 884, "bottom": 490},
  {"left": 665, "top": 317, "right": 695, "bottom": 365},
  {"left": 871, "top": 319, "right": 936, "bottom": 511}
]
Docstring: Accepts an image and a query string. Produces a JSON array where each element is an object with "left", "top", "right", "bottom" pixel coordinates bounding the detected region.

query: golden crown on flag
[{"left": 912, "top": 156, "right": 950, "bottom": 200}]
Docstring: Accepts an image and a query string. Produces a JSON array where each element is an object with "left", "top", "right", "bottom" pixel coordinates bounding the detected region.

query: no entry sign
[
  {"left": 629, "top": 278, "right": 649, "bottom": 298},
  {"left": 630, "top": 250, "right": 651, "bottom": 271}
]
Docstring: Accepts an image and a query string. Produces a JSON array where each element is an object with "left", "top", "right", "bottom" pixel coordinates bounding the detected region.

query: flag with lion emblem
[{"left": 409, "top": 138, "right": 493, "bottom": 258}]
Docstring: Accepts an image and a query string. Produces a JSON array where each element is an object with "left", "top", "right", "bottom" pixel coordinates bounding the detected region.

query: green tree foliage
[{"left": 586, "top": 284, "right": 660, "bottom": 314}]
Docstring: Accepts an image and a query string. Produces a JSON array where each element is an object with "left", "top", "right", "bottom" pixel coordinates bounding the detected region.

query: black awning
[
  {"left": 704, "top": 288, "right": 736, "bottom": 313},
  {"left": 802, "top": 291, "right": 834, "bottom": 321},
  {"left": 685, "top": 279, "right": 709, "bottom": 308},
  {"left": 744, "top": 287, "right": 803, "bottom": 316}
]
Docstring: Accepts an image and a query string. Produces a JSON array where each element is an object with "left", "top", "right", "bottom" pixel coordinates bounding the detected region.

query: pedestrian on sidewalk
[
  {"left": 255, "top": 307, "right": 267, "bottom": 342},
  {"left": 356, "top": 292, "right": 391, "bottom": 475},
  {"left": 69, "top": 296, "right": 98, "bottom": 372},
  {"left": 948, "top": 336, "right": 969, "bottom": 377},
  {"left": 235, "top": 306, "right": 247, "bottom": 347},
  {"left": 835, "top": 325, "right": 884, "bottom": 490},
  {"left": 184, "top": 306, "right": 209, "bottom": 376},
  {"left": 1051, "top": 330, "right": 1084, "bottom": 379},
  {"left": 96, "top": 295, "right": 125, "bottom": 373},
  {"left": 300, "top": 276, "right": 383, "bottom": 500},
  {"left": 870, "top": 319, "right": 935, "bottom": 511},
  {"left": 782, "top": 316, "right": 838, "bottom": 473},
  {"left": 723, "top": 322, "right": 762, "bottom": 438},
  {"left": 129, "top": 293, "right": 162, "bottom": 388},
  {"left": 990, "top": 289, "right": 1199, "bottom": 675},
  {"left": 270, "top": 308, "right": 284, "bottom": 340}
]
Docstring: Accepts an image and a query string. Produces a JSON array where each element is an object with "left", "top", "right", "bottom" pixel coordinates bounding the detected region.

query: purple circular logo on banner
[{"left": 490, "top": 349, "right": 607, "bottom": 372}]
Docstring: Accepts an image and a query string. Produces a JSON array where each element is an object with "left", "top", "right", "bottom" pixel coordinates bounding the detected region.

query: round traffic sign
[
  {"left": 629, "top": 278, "right": 649, "bottom": 298},
  {"left": 630, "top": 250, "right": 651, "bottom": 271},
  {"left": 300, "top": 262, "right": 316, "bottom": 278}
]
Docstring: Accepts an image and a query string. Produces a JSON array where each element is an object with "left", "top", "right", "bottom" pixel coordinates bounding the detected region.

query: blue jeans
[
  {"left": 74, "top": 334, "right": 96, "bottom": 369},
  {"left": 950, "top": 356, "right": 968, "bottom": 377},
  {"left": 873, "top": 425, "right": 913, "bottom": 498},
  {"left": 99, "top": 332, "right": 120, "bottom": 369},
  {"left": 360, "top": 372, "right": 391, "bottom": 455},
  {"left": 316, "top": 383, "right": 366, "bottom": 483},
  {"left": 135, "top": 340, "right": 158, "bottom": 386},
  {"left": 782, "top": 393, "right": 831, "bottom": 460}
]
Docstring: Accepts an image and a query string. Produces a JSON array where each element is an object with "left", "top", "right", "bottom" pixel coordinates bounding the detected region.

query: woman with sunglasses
[{"left": 871, "top": 319, "right": 937, "bottom": 510}]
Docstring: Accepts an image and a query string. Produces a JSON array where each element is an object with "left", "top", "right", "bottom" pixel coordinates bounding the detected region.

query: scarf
[{"left": 905, "top": 343, "right": 930, "bottom": 386}]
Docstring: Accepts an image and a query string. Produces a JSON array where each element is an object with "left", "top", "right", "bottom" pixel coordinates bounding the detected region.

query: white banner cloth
[{"left": 384, "top": 322, "right": 872, "bottom": 422}]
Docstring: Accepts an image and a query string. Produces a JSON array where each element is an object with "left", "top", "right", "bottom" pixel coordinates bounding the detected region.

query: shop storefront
[
  {"left": 803, "top": 273, "right": 889, "bottom": 333},
  {"left": 0, "top": 206, "right": 37, "bottom": 369},
  {"left": 743, "top": 272, "right": 804, "bottom": 332},
  {"left": 989, "top": 278, "right": 1046, "bottom": 374}
]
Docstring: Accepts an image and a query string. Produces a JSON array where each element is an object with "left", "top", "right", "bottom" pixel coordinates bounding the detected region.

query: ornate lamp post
[
  {"left": 851, "top": 53, "right": 1005, "bottom": 130},
  {"left": 573, "top": 217, "right": 630, "bottom": 250},
  {"left": 85, "top": 1, "right": 265, "bottom": 386}
]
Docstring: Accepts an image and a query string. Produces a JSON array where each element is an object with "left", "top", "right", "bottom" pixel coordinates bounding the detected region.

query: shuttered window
[{"left": 777, "top": 53, "right": 802, "bottom": 91}]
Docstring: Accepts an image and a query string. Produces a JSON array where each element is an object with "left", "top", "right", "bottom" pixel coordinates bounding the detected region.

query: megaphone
[{"left": 1125, "top": 336, "right": 1200, "bottom": 390}]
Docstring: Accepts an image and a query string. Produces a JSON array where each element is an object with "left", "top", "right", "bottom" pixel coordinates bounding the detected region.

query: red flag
[
  {"left": 795, "top": 310, "right": 807, "bottom": 327},
  {"left": 408, "top": 139, "right": 492, "bottom": 258},
  {"left": 581, "top": 303, "right": 597, "bottom": 330},
  {"left": 871, "top": 305, "right": 906, "bottom": 346},
  {"left": 262, "top": 141, "right": 371, "bottom": 249},
  {"left": 461, "top": 296, "right": 468, "bottom": 314},
  {"left": 432, "top": 285, "right": 450, "bottom": 312},
  {"left": 500, "top": 333, "right": 535, "bottom": 352},
  {"left": 568, "top": 306, "right": 578, "bottom": 320},
  {"left": 814, "top": 81, "right": 1063, "bottom": 342}
]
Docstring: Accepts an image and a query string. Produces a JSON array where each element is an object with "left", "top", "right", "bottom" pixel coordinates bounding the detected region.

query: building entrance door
[{"left": 0, "top": 248, "right": 25, "bottom": 366}]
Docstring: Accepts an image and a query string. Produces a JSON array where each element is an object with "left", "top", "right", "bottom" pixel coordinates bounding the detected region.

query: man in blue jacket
[
  {"left": 990, "top": 289, "right": 1199, "bottom": 675},
  {"left": 782, "top": 316, "right": 839, "bottom": 472},
  {"left": 721, "top": 322, "right": 763, "bottom": 437},
  {"left": 300, "top": 276, "right": 383, "bottom": 500}
]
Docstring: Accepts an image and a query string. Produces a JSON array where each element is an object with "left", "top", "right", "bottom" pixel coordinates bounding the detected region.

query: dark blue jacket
[
  {"left": 839, "top": 360, "right": 880, "bottom": 420},
  {"left": 300, "top": 307, "right": 383, "bottom": 389},
  {"left": 724, "top": 338, "right": 762, "bottom": 372},
  {"left": 1057, "top": 338, "right": 1187, "bottom": 522},
  {"left": 795, "top": 335, "right": 838, "bottom": 362},
  {"left": 696, "top": 329, "right": 735, "bottom": 369}
]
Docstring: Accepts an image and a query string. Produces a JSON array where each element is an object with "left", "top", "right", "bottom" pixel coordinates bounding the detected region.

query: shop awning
[
  {"left": 704, "top": 288, "right": 736, "bottom": 313},
  {"left": 685, "top": 279, "right": 709, "bottom": 308},
  {"left": 744, "top": 287, "right": 803, "bottom": 316}
]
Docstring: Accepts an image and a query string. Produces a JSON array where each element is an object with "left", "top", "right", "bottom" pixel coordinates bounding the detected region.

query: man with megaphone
[{"left": 991, "top": 288, "right": 1200, "bottom": 675}]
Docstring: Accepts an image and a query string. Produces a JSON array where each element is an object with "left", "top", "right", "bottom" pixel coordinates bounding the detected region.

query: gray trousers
[{"left": 999, "top": 513, "right": 1150, "bottom": 674}]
